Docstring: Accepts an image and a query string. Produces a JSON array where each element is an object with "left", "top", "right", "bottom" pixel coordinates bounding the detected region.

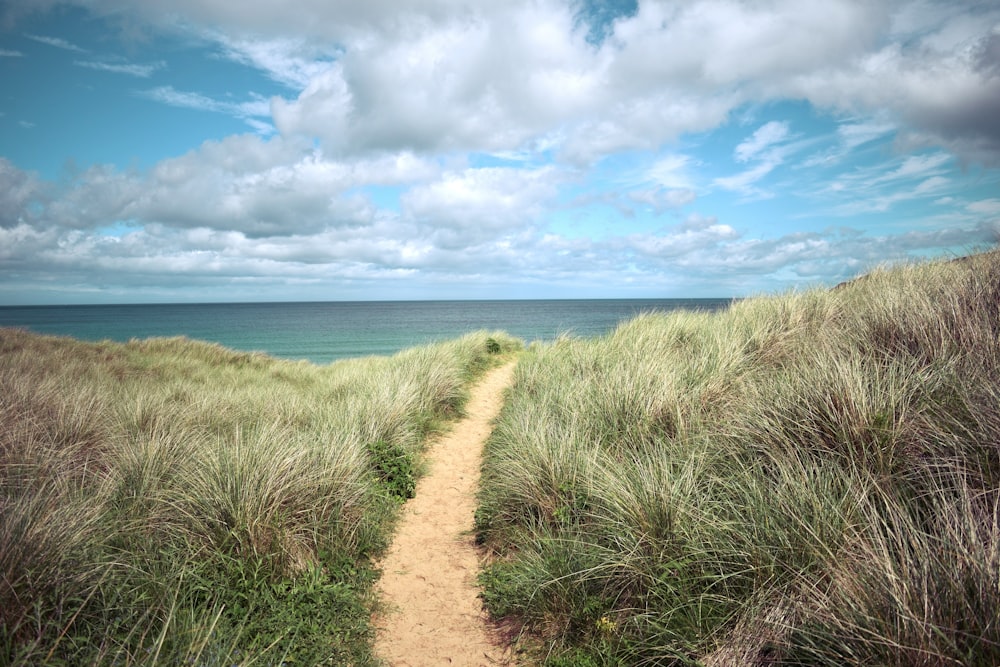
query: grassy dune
[
  {"left": 0, "top": 328, "right": 520, "bottom": 665},
  {"left": 477, "top": 250, "right": 1000, "bottom": 665}
]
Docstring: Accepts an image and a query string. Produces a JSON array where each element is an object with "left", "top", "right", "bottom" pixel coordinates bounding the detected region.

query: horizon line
[{"left": 1, "top": 296, "right": 741, "bottom": 308}]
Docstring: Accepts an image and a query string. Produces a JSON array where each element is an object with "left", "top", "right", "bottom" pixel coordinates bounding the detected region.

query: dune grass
[
  {"left": 476, "top": 250, "right": 1000, "bottom": 666},
  {"left": 0, "top": 327, "right": 520, "bottom": 665}
]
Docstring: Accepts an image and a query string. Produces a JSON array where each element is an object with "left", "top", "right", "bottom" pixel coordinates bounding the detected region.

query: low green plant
[{"left": 367, "top": 439, "right": 417, "bottom": 500}]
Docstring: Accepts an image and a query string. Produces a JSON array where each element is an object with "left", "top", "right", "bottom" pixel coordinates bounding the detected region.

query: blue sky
[{"left": 1, "top": 0, "right": 998, "bottom": 304}]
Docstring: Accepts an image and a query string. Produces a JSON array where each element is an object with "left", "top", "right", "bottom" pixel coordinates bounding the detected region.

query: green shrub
[{"left": 367, "top": 439, "right": 417, "bottom": 500}]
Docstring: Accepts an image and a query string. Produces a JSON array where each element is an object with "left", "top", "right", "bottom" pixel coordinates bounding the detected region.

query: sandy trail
[{"left": 374, "top": 361, "right": 516, "bottom": 667}]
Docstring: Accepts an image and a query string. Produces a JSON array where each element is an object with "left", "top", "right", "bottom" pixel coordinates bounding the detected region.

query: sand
[{"left": 374, "top": 361, "right": 516, "bottom": 666}]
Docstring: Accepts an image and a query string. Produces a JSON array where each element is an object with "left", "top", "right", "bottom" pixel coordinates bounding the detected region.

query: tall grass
[
  {"left": 477, "top": 250, "right": 1000, "bottom": 666},
  {"left": 0, "top": 327, "right": 520, "bottom": 665}
]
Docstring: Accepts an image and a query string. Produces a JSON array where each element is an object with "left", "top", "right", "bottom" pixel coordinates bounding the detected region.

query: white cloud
[
  {"left": 270, "top": 63, "right": 351, "bottom": 145},
  {"left": 141, "top": 86, "right": 272, "bottom": 131},
  {"left": 621, "top": 220, "right": 999, "bottom": 290},
  {"left": 211, "top": 33, "right": 335, "bottom": 88},
  {"left": 559, "top": 94, "right": 736, "bottom": 164},
  {"left": 2, "top": 137, "right": 997, "bottom": 300},
  {"left": 130, "top": 142, "right": 381, "bottom": 236},
  {"left": 826, "top": 174, "right": 952, "bottom": 215},
  {"left": 143, "top": 86, "right": 269, "bottom": 116},
  {"left": 272, "top": 3, "right": 603, "bottom": 157},
  {"left": 14, "top": 0, "right": 1000, "bottom": 168},
  {"left": 838, "top": 118, "right": 897, "bottom": 150},
  {"left": 607, "top": 0, "right": 885, "bottom": 92},
  {"left": 713, "top": 120, "right": 800, "bottom": 198},
  {"left": 3, "top": 0, "right": 1000, "bottom": 302},
  {"left": 968, "top": 198, "right": 1000, "bottom": 215},
  {"left": 713, "top": 161, "right": 779, "bottom": 198},
  {"left": 0, "top": 48, "right": 24, "bottom": 57},
  {"left": 75, "top": 59, "right": 164, "bottom": 77},
  {"left": 820, "top": 151, "right": 953, "bottom": 199},
  {"left": 402, "top": 166, "right": 561, "bottom": 247},
  {"left": 628, "top": 214, "right": 739, "bottom": 259},
  {"left": 0, "top": 158, "right": 47, "bottom": 228},
  {"left": 877, "top": 152, "right": 953, "bottom": 183},
  {"left": 21, "top": 0, "right": 989, "bottom": 168},
  {"left": 25, "top": 32, "right": 87, "bottom": 52},
  {"left": 788, "top": 7, "right": 1000, "bottom": 165},
  {"left": 256, "top": 1, "right": 873, "bottom": 162},
  {"left": 628, "top": 187, "right": 696, "bottom": 213},
  {"left": 645, "top": 154, "right": 694, "bottom": 190},
  {"left": 735, "top": 121, "right": 790, "bottom": 162},
  {"left": 803, "top": 116, "right": 897, "bottom": 167},
  {"left": 6, "top": 134, "right": 443, "bottom": 242}
]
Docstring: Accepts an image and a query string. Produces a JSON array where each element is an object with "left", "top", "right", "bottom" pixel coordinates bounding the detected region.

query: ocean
[{"left": 0, "top": 300, "right": 732, "bottom": 365}]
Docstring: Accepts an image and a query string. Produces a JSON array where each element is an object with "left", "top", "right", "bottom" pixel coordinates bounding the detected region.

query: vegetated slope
[
  {"left": 477, "top": 249, "right": 1000, "bottom": 666},
  {"left": 0, "top": 328, "right": 520, "bottom": 665}
]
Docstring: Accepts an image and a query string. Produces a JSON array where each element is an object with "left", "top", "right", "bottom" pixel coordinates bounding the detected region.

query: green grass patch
[
  {"left": 478, "top": 250, "right": 1000, "bottom": 665},
  {"left": 0, "top": 327, "right": 521, "bottom": 665}
]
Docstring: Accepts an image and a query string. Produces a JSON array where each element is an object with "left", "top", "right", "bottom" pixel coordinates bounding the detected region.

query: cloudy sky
[{"left": 1, "top": 0, "right": 998, "bottom": 304}]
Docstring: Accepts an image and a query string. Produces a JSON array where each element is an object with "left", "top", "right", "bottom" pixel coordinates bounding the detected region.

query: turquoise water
[{"left": 0, "top": 300, "right": 732, "bottom": 364}]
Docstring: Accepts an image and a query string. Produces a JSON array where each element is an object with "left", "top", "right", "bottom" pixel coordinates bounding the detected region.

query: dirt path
[{"left": 374, "top": 361, "right": 516, "bottom": 666}]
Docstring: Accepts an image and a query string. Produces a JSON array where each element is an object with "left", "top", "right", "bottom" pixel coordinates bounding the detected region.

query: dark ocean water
[{"left": 0, "top": 300, "right": 732, "bottom": 364}]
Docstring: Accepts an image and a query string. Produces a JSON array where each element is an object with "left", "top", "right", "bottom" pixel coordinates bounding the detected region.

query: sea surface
[{"left": 0, "top": 300, "right": 732, "bottom": 365}]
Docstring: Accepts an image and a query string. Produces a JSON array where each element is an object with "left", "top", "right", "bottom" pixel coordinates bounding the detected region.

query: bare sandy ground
[{"left": 374, "top": 361, "right": 516, "bottom": 666}]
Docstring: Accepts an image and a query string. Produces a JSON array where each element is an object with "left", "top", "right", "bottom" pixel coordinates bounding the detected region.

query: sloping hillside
[{"left": 478, "top": 250, "right": 1000, "bottom": 666}]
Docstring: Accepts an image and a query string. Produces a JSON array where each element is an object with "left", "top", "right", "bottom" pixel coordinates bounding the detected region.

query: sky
[{"left": 1, "top": 0, "right": 999, "bottom": 304}]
